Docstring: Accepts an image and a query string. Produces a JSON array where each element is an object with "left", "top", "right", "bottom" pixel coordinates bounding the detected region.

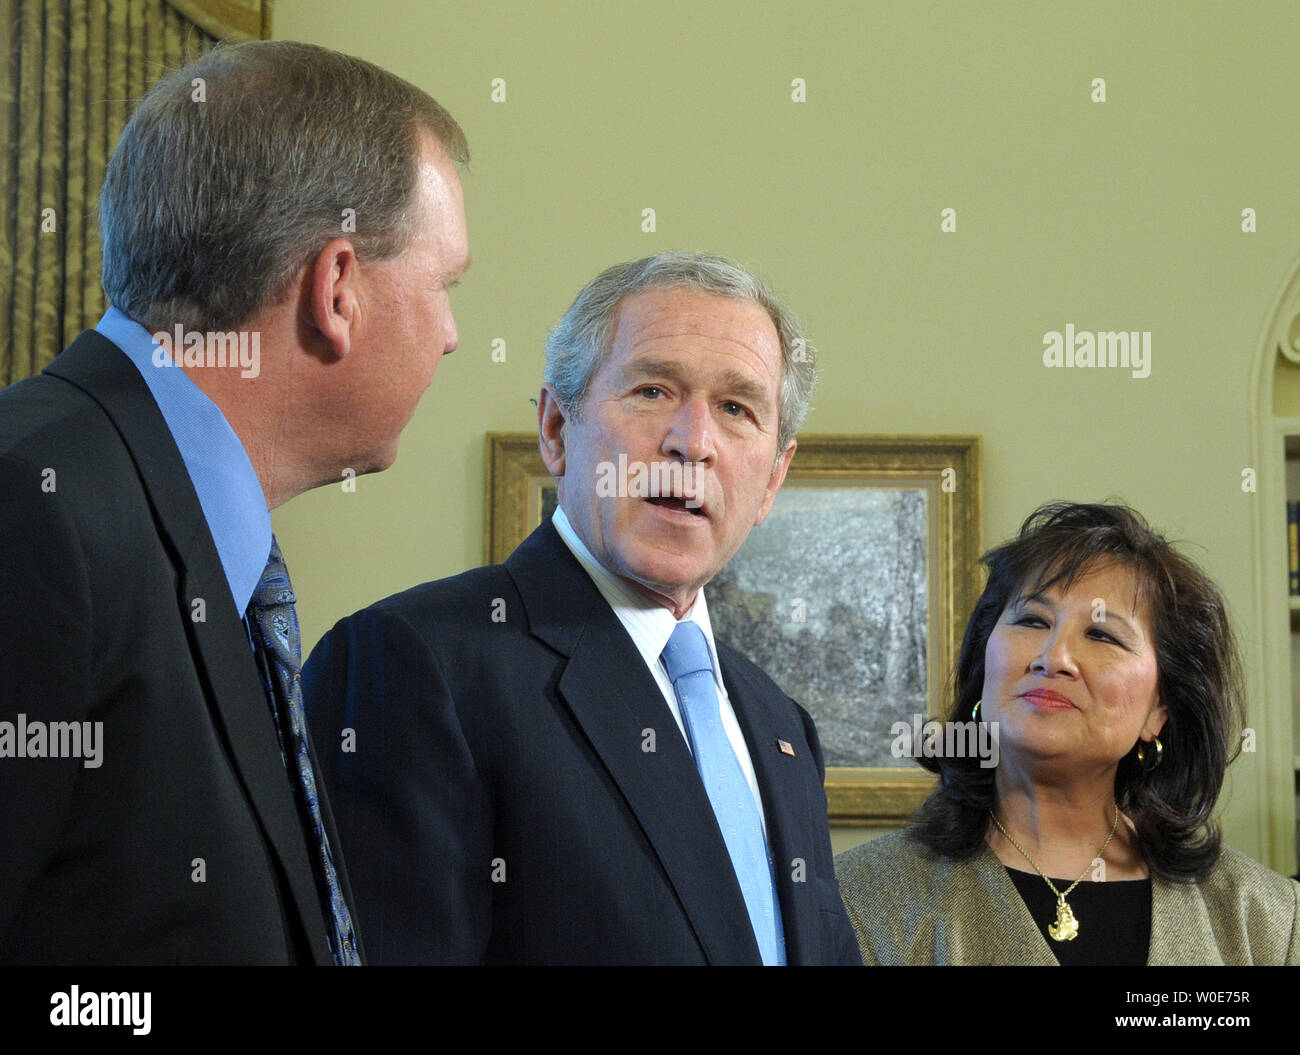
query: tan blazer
[{"left": 835, "top": 828, "right": 1300, "bottom": 965}]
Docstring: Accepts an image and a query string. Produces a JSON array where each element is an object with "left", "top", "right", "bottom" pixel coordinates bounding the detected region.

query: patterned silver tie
[{"left": 246, "top": 536, "right": 361, "bottom": 965}]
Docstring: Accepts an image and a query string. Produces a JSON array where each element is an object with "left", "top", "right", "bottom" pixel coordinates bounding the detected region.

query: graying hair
[
  {"left": 100, "top": 41, "right": 469, "bottom": 332},
  {"left": 544, "top": 251, "right": 816, "bottom": 452}
]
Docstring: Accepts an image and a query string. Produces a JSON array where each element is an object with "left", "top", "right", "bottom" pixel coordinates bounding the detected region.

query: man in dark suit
[
  {"left": 304, "top": 252, "right": 861, "bottom": 964},
  {"left": 0, "top": 42, "right": 471, "bottom": 964}
]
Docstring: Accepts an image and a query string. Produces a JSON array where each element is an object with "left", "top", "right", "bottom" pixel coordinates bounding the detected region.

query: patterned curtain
[{"left": 0, "top": 0, "right": 272, "bottom": 386}]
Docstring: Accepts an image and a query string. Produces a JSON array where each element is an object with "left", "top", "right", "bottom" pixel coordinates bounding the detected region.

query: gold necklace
[{"left": 989, "top": 805, "right": 1119, "bottom": 942}]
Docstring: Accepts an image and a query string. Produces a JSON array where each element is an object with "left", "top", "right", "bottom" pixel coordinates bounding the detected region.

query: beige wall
[{"left": 271, "top": 0, "right": 1300, "bottom": 869}]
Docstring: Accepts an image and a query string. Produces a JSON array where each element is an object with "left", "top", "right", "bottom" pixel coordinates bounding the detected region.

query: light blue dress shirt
[{"left": 95, "top": 307, "right": 271, "bottom": 616}]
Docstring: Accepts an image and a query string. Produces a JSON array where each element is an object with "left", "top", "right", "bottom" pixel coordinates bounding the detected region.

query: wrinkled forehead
[{"left": 611, "top": 288, "right": 779, "bottom": 359}]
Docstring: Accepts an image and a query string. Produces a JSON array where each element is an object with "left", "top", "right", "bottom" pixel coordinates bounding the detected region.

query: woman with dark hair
[{"left": 835, "top": 501, "right": 1300, "bottom": 965}]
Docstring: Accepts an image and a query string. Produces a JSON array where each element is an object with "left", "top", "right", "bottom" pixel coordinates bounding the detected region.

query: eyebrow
[
  {"left": 622, "top": 357, "right": 773, "bottom": 410},
  {"left": 1017, "top": 591, "right": 1140, "bottom": 635}
]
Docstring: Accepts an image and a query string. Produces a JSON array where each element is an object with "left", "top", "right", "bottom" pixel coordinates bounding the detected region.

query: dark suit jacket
[
  {"left": 0, "top": 330, "right": 343, "bottom": 964},
  {"left": 303, "top": 521, "right": 861, "bottom": 965}
]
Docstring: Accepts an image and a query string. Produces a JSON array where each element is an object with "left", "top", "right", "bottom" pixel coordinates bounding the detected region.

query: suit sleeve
[
  {"left": 302, "top": 604, "right": 493, "bottom": 964},
  {"left": 0, "top": 454, "right": 94, "bottom": 943},
  {"left": 838, "top": 893, "right": 881, "bottom": 966},
  {"left": 1286, "top": 876, "right": 1300, "bottom": 966}
]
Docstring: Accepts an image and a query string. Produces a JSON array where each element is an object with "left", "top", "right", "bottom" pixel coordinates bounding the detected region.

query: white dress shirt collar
[{"left": 551, "top": 505, "right": 725, "bottom": 692}]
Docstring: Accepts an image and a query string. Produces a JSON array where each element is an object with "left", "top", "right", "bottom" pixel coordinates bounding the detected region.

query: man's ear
[
  {"left": 754, "top": 439, "right": 797, "bottom": 526},
  {"left": 304, "top": 238, "right": 361, "bottom": 360},
  {"left": 537, "top": 383, "right": 569, "bottom": 477}
]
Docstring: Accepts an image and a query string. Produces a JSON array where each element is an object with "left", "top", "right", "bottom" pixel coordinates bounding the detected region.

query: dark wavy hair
[{"left": 913, "top": 501, "right": 1245, "bottom": 881}]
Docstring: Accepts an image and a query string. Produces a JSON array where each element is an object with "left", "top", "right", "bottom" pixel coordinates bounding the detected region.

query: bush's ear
[
  {"left": 754, "top": 439, "right": 796, "bottom": 527},
  {"left": 538, "top": 384, "right": 568, "bottom": 477}
]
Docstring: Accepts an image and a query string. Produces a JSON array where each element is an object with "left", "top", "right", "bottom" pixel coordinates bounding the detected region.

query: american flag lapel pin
[{"left": 776, "top": 738, "right": 795, "bottom": 757}]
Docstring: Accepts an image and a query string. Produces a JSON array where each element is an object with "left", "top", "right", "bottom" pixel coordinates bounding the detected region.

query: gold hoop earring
[
  {"left": 972, "top": 700, "right": 982, "bottom": 721},
  {"left": 1137, "top": 737, "right": 1163, "bottom": 772}
]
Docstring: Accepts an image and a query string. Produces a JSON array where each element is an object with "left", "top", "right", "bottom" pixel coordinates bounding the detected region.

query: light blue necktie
[{"left": 661, "top": 620, "right": 786, "bottom": 965}]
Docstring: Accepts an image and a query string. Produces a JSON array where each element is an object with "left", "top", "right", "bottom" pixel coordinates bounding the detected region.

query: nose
[
  {"left": 443, "top": 310, "right": 459, "bottom": 356},
  {"left": 1030, "top": 627, "right": 1078, "bottom": 678},
  {"left": 661, "top": 396, "right": 716, "bottom": 465}
]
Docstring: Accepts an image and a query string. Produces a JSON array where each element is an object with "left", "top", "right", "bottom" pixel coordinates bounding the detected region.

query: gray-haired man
[
  {"left": 305, "top": 252, "right": 861, "bottom": 965},
  {"left": 0, "top": 41, "right": 469, "bottom": 964}
]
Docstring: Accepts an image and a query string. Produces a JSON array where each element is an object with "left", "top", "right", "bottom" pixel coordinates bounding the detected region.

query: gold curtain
[
  {"left": 0, "top": 0, "right": 272, "bottom": 386},
  {"left": 165, "top": 0, "right": 270, "bottom": 42}
]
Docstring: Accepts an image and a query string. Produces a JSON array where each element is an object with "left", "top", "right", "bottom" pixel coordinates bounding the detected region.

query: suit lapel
[
  {"left": 1148, "top": 877, "right": 1222, "bottom": 964},
  {"left": 966, "top": 846, "right": 1059, "bottom": 965},
  {"left": 507, "top": 522, "right": 762, "bottom": 964},
  {"left": 45, "top": 331, "right": 331, "bottom": 964}
]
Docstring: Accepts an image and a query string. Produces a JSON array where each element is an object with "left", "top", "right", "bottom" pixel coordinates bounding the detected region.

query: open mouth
[{"left": 646, "top": 496, "right": 706, "bottom": 516}]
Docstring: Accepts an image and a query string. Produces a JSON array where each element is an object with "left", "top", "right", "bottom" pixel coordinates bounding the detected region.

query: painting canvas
[{"left": 707, "top": 485, "right": 928, "bottom": 769}]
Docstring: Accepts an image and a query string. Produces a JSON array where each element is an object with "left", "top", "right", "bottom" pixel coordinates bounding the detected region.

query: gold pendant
[{"left": 1048, "top": 896, "right": 1079, "bottom": 942}]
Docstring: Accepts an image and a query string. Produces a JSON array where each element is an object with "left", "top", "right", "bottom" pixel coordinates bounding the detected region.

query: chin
[
  {"left": 619, "top": 554, "right": 711, "bottom": 600},
  {"left": 365, "top": 441, "right": 401, "bottom": 474},
  {"left": 333, "top": 447, "right": 395, "bottom": 487}
]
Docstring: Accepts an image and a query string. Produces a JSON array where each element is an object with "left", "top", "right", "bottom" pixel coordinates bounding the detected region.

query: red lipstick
[{"left": 1020, "top": 688, "right": 1076, "bottom": 711}]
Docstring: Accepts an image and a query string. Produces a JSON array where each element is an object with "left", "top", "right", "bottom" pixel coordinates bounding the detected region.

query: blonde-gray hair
[{"left": 100, "top": 41, "right": 468, "bottom": 332}]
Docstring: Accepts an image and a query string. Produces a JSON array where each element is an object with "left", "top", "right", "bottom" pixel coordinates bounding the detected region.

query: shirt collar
[
  {"left": 551, "top": 504, "right": 724, "bottom": 686},
  {"left": 96, "top": 306, "right": 271, "bottom": 616}
]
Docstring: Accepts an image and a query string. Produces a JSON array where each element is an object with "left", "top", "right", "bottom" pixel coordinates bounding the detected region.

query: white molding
[{"left": 1248, "top": 254, "right": 1300, "bottom": 874}]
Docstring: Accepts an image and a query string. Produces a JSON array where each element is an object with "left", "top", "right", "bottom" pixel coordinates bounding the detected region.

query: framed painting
[{"left": 485, "top": 433, "right": 983, "bottom": 824}]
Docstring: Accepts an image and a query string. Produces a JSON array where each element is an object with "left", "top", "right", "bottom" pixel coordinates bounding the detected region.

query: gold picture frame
[{"left": 485, "top": 432, "right": 983, "bottom": 824}]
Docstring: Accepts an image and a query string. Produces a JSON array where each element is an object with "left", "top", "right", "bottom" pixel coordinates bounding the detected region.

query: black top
[{"left": 1006, "top": 867, "right": 1152, "bottom": 966}]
